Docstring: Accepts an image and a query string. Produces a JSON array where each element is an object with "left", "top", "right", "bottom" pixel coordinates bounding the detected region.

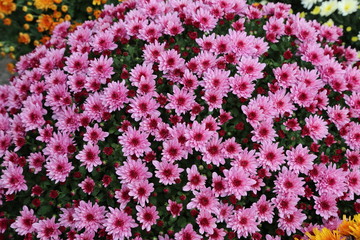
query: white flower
[
  {"left": 320, "top": 0, "right": 338, "bottom": 16},
  {"left": 301, "top": 0, "right": 319, "bottom": 9},
  {"left": 338, "top": 0, "right": 358, "bottom": 16}
]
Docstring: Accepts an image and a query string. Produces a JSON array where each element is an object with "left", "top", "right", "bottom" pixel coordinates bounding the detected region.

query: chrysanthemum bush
[
  {"left": 0, "top": 0, "right": 360, "bottom": 239},
  {"left": 0, "top": 0, "right": 123, "bottom": 61},
  {"left": 261, "top": 0, "right": 360, "bottom": 49}
]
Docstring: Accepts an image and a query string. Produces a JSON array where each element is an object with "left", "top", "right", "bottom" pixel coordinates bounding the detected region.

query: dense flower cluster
[
  {"left": 302, "top": 213, "right": 360, "bottom": 239},
  {"left": 0, "top": 0, "right": 123, "bottom": 61},
  {"left": 0, "top": 0, "right": 360, "bottom": 239}
]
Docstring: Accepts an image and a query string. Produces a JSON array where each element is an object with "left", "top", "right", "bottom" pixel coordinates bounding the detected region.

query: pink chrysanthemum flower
[
  {"left": 187, "top": 188, "right": 219, "bottom": 213},
  {"left": 27, "top": 152, "right": 45, "bottom": 174},
  {"left": 115, "top": 159, "right": 152, "bottom": 184},
  {"left": 42, "top": 131, "right": 74, "bottom": 157},
  {"left": 129, "top": 180, "right": 154, "bottom": 207},
  {"left": 58, "top": 207, "right": 75, "bottom": 229},
  {"left": 207, "top": 227, "right": 227, "bottom": 240},
  {"left": 347, "top": 170, "right": 360, "bottom": 199},
  {"left": 316, "top": 163, "right": 348, "bottom": 197},
  {"left": 284, "top": 118, "right": 301, "bottom": 131},
  {"left": 153, "top": 160, "right": 183, "bottom": 185},
  {"left": 227, "top": 208, "right": 259, "bottom": 238},
  {"left": 136, "top": 205, "right": 159, "bottom": 232},
  {"left": 183, "top": 165, "right": 206, "bottom": 192},
  {"left": 273, "top": 63, "right": 298, "bottom": 88},
  {"left": 185, "top": 121, "right": 213, "bottom": 151},
  {"left": 104, "top": 207, "right": 138, "bottom": 240},
  {"left": 196, "top": 211, "right": 216, "bottom": 234},
  {"left": 83, "top": 123, "right": 109, "bottom": 144},
  {"left": 251, "top": 120, "right": 278, "bottom": 144},
  {"left": 313, "top": 194, "right": 338, "bottom": 220},
  {"left": 211, "top": 172, "right": 227, "bottom": 197},
  {"left": 158, "top": 49, "right": 185, "bottom": 73},
  {"left": 83, "top": 92, "right": 106, "bottom": 122},
  {"left": 230, "top": 74, "right": 255, "bottom": 99},
  {"left": 257, "top": 142, "right": 285, "bottom": 172},
  {"left": 0, "top": 163, "right": 28, "bottom": 195},
  {"left": 222, "top": 137, "right": 242, "bottom": 159},
  {"left": 167, "top": 200, "right": 183, "bottom": 217},
  {"left": 10, "top": 206, "right": 37, "bottom": 236},
  {"left": 73, "top": 200, "right": 106, "bottom": 233},
  {"left": 161, "top": 139, "right": 185, "bottom": 162},
  {"left": 78, "top": 176, "right": 95, "bottom": 195},
  {"left": 20, "top": 104, "right": 47, "bottom": 131},
  {"left": 89, "top": 55, "right": 114, "bottom": 83},
  {"left": 273, "top": 167, "right": 305, "bottom": 197},
  {"left": 45, "top": 155, "right": 74, "bottom": 183},
  {"left": 75, "top": 142, "right": 102, "bottom": 172},
  {"left": 36, "top": 124, "right": 53, "bottom": 143},
  {"left": 253, "top": 195, "right": 275, "bottom": 224},
  {"left": 193, "top": 8, "right": 217, "bottom": 32},
  {"left": 92, "top": 30, "right": 117, "bottom": 52},
  {"left": 174, "top": 224, "right": 202, "bottom": 240},
  {"left": 278, "top": 210, "right": 307, "bottom": 236},
  {"left": 346, "top": 149, "right": 360, "bottom": 169},
  {"left": 118, "top": 127, "right": 152, "bottom": 158},
  {"left": 166, "top": 86, "right": 195, "bottom": 115},
  {"left": 74, "top": 231, "right": 95, "bottom": 240},
  {"left": 304, "top": 115, "right": 329, "bottom": 142},
  {"left": 223, "top": 167, "right": 256, "bottom": 200},
  {"left": 327, "top": 105, "right": 350, "bottom": 129},
  {"left": 64, "top": 52, "right": 89, "bottom": 74},
  {"left": 272, "top": 195, "right": 300, "bottom": 217},
  {"left": 286, "top": 144, "right": 316, "bottom": 174},
  {"left": 237, "top": 57, "right": 266, "bottom": 81},
  {"left": 102, "top": 81, "right": 129, "bottom": 112},
  {"left": 32, "top": 217, "right": 61, "bottom": 240},
  {"left": 128, "top": 94, "right": 160, "bottom": 121},
  {"left": 115, "top": 185, "right": 131, "bottom": 210},
  {"left": 231, "top": 148, "right": 258, "bottom": 174},
  {"left": 201, "top": 135, "right": 225, "bottom": 166}
]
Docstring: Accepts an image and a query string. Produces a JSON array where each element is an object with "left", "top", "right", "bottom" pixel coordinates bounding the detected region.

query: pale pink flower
[
  {"left": 136, "top": 205, "right": 159, "bottom": 231},
  {"left": 183, "top": 165, "right": 206, "bottom": 192},
  {"left": 115, "top": 159, "right": 152, "bottom": 184},
  {"left": 33, "top": 217, "right": 61, "bottom": 240},
  {"left": 223, "top": 167, "right": 256, "bottom": 200},
  {"left": 78, "top": 177, "right": 95, "bottom": 195},
  {"left": 129, "top": 180, "right": 154, "bottom": 207},
  {"left": 20, "top": 104, "right": 47, "bottom": 131},
  {"left": 167, "top": 200, "right": 183, "bottom": 217},
  {"left": 166, "top": 86, "right": 195, "bottom": 115},
  {"left": 153, "top": 160, "right": 183, "bottom": 185},
  {"left": 257, "top": 142, "right": 285, "bottom": 172},
  {"left": 174, "top": 224, "right": 201, "bottom": 240},
  {"left": 161, "top": 139, "right": 185, "bottom": 162},
  {"left": 58, "top": 207, "right": 75, "bottom": 228},
  {"left": 73, "top": 200, "right": 106, "bottom": 233},
  {"left": 102, "top": 81, "right": 129, "bottom": 112},
  {"left": 193, "top": 8, "right": 217, "bottom": 32},
  {"left": 76, "top": 143, "right": 102, "bottom": 172},
  {"left": 128, "top": 94, "right": 160, "bottom": 121},
  {"left": 64, "top": 52, "right": 89, "bottom": 74},
  {"left": 304, "top": 115, "right": 328, "bottom": 142},
  {"left": 347, "top": 170, "right": 360, "bottom": 199},
  {"left": 158, "top": 49, "right": 185, "bottom": 73},
  {"left": 346, "top": 149, "right": 360, "bottom": 168},
  {"left": 104, "top": 207, "right": 138, "bottom": 240},
  {"left": 118, "top": 127, "right": 152, "bottom": 158},
  {"left": 215, "top": 203, "right": 234, "bottom": 223},
  {"left": 253, "top": 195, "right": 275, "bottom": 224},
  {"left": 92, "top": 30, "right": 117, "bottom": 52},
  {"left": 27, "top": 152, "right": 45, "bottom": 174},
  {"left": 222, "top": 137, "right": 242, "bottom": 159},
  {"left": 227, "top": 208, "right": 259, "bottom": 238},
  {"left": 274, "top": 167, "right": 305, "bottom": 197},
  {"left": 0, "top": 163, "right": 28, "bottom": 194},
  {"left": 286, "top": 144, "right": 316, "bottom": 174},
  {"left": 84, "top": 123, "right": 109, "bottom": 144},
  {"left": 241, "top": 104, "right": 265, "bottom": 126},
  {"left": 196, "top": 211, "right": 216, "bottom": 234},
  {"left": 45, "top": 155, "right": 74, "bottom": 183},
  {"left": 313, "top": 194, "right": 338, "bottom": 220},
  {"left": 316, "top": 163, "right": 348, "bottom": 197},
  {"left": 291, "top": 83, "right": 317, "bottom": 107},
  {"left": 273, "top": 63, "right": 299, "bottom": 88},
  {"left": 10, "top": 206, "right": 37, "bottom": 236},
  {"left": 187, "top": 188, "right": 218, "bottom": 213},
  {"left": 277, "top": 210, "right": 306, "bottom": 236}
]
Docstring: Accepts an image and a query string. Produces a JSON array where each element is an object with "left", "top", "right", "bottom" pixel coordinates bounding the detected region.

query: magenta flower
[
  {"left": 196, "top": 211, "right": 216, "bottom": 234},
  {"left": 128, "top": 180, "right": 154, "bottom": 207},
  {"left": 223, "top": 167, "right": 256, "bottom": 200},
  {"left": 0, "top": 163, "right": 27, "bottom": 195},
  {"left": 187, "top": 188, "right": 218, "bottom": 213},
  {"left": 174, "top": 224, "right": 202, "bottom": 240},
  {"left": 227, "top": 208, "right": 259, "bottom": 238},
  {"left": 115, "top": 159, "right": 152, "bottom": 184},
  {"left": 136, "top": 205, "right": 159, "bottom": 231},
  {"left": 45, "top": 155, "right": 74, "bottom": 183},
  {"left": 153, "top": 160, "right": 183, "bottom": 185},
  {"left": 76, "top": 142, "right": 102, "bottom": 173},
  {"left": 118, "top": 127, "right": 152, "bottom": 158},
  {"left": 32, "top": 217, "right": 61, "bottom": 240},
  {"left": 10, "top": 206, "right": 37, "bottom": 236},
  {"left": 104, "top": 207, "right": 138, "bottom": 240},
  {"left": 73, "top": 200, "right": 106, "bottom": 233},
  {"left": 286, "top": 144, "right": 316, "bottom": 174}
]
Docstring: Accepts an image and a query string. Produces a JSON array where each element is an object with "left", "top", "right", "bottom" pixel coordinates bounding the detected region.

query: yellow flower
[
  {"left": 34, "top": 0, "right": 55, "bottom": 10},
  {"left": 324, "top": 19, "right": 334, "bottom": 26},
  {"left": 352, "top": 36, "right": 358, "bottom": 42},
  {"left": 320, "top": 1, "right": 338, "bottom": 17},
  {"left": 86, "top": 6, "right": 93, "bottom": 13},
  {"left": 23, "top": 23, "right": 30, "bottom": 30},
  {"left": 93, "top": 0, "right": 101, "bottom": 5},
  {"left": 22, "top": 6, "right": 28, "bottom": 12},
  {"left": 54, "top": 0, "right": 62, "bottom": 3},
  {"left": 8, "top": 46, "right": 14, "bottom": 51},
  {"left": 349, "top": 215, "right": 360, "bottom": 239},
  {"left": 24, "top": 13, "right": 34, "bottom": 22},
  {"left": 37, "top": 14, "right": 54, "bottom": 32},
  {"left": 0, "top": 0, "right": 16, "bottom": 15},
  {"left": 300, "top": 12, "right": 306, "bottom": 18},
  {"left": 64, "top": 14, "right": 71, "bottom": 21},
  {"left": 61, "top": 5, "right": 68, "bottom": 12},
  {"left": 311, "top": 6, "right": 321, "bottom": 15},
  {"left": 338, "top": 215, "right": 356, "bottom": 236},
  {"left": 18, "top": 32, "right": 31, "bottom": 44}
]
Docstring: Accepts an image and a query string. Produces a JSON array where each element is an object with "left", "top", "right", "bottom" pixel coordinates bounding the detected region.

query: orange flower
[
  {"left": 34, "top": 0, "right": 55, "bottom": 10},
  {"left": 24, "top": 13, "right": 34, "bottom": 22},
  {"left": 40, "top": 36, "right": 50, "bottom": 44},
  {"left": 37, "top": 14, "right": 54, "bottom": 32},
  {"left": 93, "top": 9, "right": 102, "bottom": 19},
  {"left": 3, "top": 18, "right": 11, "bottom": 25},
  {"left": 18, "top": 32, "right": 31, "bottom": 44},
  {"left": 6, "top": 63, "right": 15, "bottom": 74},
  {"left": 0, "top": 0, "right": 16, "bottom": 15}
]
